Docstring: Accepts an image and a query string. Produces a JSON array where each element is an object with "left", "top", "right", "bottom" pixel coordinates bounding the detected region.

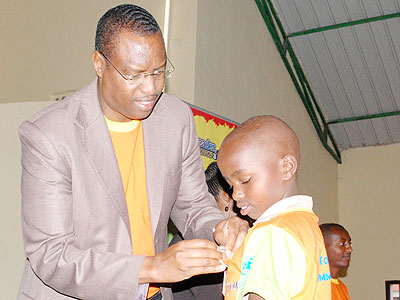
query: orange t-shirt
[
  {"left": 106, "top": 118, "right": 159, "bottom": 298},
  {"left": 331, "top": 278, "right": 350, "bottom": 300}
]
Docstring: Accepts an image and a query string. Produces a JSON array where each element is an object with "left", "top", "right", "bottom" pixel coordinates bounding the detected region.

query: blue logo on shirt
[
  {"left": 318, "top": 272, "right": 331, "bottom": 282},
  {"left": 319, "top": 256, "right": 329, "bottom": 265}
]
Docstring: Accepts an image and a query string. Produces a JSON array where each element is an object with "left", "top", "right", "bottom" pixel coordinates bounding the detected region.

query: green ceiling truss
[
  {"left": 288, "top": 11, "right": 400, "bottom": 38},
  {"left": 255, "top": 0, "right": 341, "bottom": 163},
  {"left": 255, "top": 0, "right": 400, "bottom": 164}
]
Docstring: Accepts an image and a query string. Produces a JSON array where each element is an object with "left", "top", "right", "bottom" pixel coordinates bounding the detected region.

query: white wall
[
  {"left": 339, "top": 143, "right": 400, "bottom": 300},
  {"left": 166, "top": 0, "right": 198, "bottom": 103}
]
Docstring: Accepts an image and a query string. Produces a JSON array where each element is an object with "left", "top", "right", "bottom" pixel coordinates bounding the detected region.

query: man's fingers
[
  {"left": 146, "top": 238, "right": 227, "bottom": 283},
  {"left": 230, "top": 218, "right": 249, "bottom": 252},
  {"left": 169, "top": 239, "right": 224, "bottom": 271},
  {"left": 214, "top": 216, "right": 249, "bottom": 255},
  {"left": 179, "top": 257, "right": 224, "bottom": 269},
  {"left": 231, "top": 228, "right": 248, "bottom": 252},
  {"left": 176, "top": 238, "right": 218, "bottom": 250},
  {"left": 173, "top": 240, "right": 222, "bottom": 260},
  {"left": 195, "top": 263, "right": 226, "bottom": 275},
  {"left": 168, "top": 245, "right": 226, "bottom": 279},
  {"left": 213, "top": 219, "right": 229, "bottom": 246},
  {"left": 180, "top": 258, "right": 226, "bottom": 275},
  {"left": 224, "top": 230, "right": 236, "bottom": 253}
]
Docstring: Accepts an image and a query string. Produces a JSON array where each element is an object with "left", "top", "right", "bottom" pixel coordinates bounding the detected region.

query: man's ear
[
  {"left": 282, "top": 154, "right": 298, "bottom": 181},
  {"left": 92, "top": 50, "right": 105, "bottom": 78}
]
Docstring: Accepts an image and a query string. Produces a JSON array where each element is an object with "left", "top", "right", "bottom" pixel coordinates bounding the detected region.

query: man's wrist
[{"left": 139, "top": 256, "right": 157, "bottom": 284}]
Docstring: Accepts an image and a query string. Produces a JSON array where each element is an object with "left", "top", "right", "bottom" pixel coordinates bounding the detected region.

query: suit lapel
[
  {"left": 143, "top": 95, "right": 167, "bottom": 237},
  {"left": 75, "top": 80, "right": 131, "bottom": 240}
]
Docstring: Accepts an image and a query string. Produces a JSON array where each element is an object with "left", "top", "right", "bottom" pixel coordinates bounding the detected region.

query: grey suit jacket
[{"left": 18, "top": 80, "right": 224, "bottom": 300}]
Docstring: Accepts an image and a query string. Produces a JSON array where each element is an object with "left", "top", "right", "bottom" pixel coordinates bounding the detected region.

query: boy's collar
[{"left": 254, "top": 195, "right": 313, "bottom": 224}]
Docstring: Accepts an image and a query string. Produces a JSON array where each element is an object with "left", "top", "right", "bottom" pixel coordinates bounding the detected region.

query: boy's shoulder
[
  {"left": 249, "top": 209, "right": 322, "bottom": 247},
  {"left": 256, "top": 209, "right": 318, "bottom": 230}
]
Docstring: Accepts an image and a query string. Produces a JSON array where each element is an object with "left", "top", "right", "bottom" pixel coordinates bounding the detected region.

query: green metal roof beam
[
  {"left": 327, "top": 111, "right": 400, "bottom": 125},
  {"left": 255, "top": 0, "right": 342, "bottom": 163},
  {"left": 288, "top": 12, "right": 400, "bottom": 38}
]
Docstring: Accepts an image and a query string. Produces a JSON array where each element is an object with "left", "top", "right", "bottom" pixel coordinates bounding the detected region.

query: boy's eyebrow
[{"left": 232, "top": 169, "right": 245, "bottom": 177}]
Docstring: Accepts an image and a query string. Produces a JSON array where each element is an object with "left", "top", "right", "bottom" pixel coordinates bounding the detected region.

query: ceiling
[{"left": 255, "top": 0, "right": 400, "bottom": 163}]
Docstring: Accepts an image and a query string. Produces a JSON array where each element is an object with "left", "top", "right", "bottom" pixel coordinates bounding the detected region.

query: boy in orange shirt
[{"left": 218, "top": 115, "right": 331, "bottom": 300}]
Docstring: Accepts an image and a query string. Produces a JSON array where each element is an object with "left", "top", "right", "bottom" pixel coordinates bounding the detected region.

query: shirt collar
[
  {"left": 331, "top": 278, "right": 340, "bottom": 284},
  {"left": 254, "top": 195, "right": 313, "bottom": 224},
  {"left": 104, "top": 115, "right": 140, "bottom": 132}
]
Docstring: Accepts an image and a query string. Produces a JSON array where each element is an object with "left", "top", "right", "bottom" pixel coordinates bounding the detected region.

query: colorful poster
[
  {"left": 189, "top": 105, "right": 238, "bottom": 170},
  {"left": 168, "top": 104, "right": 238, "bottom": 243}
]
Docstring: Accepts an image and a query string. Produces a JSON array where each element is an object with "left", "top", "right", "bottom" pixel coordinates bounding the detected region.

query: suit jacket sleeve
[
  {"left": 167, "top": 101, "right": 225, "bottom": 241},
  {"left": 19, "top": 120, "right": 142, "bottom": 300}
]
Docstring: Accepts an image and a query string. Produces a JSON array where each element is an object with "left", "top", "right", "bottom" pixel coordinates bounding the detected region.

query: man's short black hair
[
  {"left": 319, "top": 223, "right": 349, "bottom": 242},
  {"left": 95, "top": 4, "right": 161, "bottom": 58}
]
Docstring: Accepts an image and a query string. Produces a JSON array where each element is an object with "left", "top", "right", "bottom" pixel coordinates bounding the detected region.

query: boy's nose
[{"left": 232, "top": 188, "right": 244, "bottom": 202}]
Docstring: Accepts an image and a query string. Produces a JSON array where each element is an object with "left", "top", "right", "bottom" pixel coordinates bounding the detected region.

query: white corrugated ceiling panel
[{"left": 272, "top": 0, "right": 400, "bottom": 151}]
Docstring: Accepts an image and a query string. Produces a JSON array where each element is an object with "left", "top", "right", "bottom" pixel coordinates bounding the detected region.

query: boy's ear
[{"left": 282, "top": 154, "right": 298, "bottom": 181}]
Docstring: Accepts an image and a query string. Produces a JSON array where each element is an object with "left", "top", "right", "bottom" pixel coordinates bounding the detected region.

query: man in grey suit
[{"left": 18, "top": 4, "right": 247, "bottom": 300}]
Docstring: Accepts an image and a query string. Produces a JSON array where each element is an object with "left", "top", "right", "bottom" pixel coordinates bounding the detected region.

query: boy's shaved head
[
  {"left": 222, "top": 115, "right": 300, "bottom": 164},
  {"left": 217, "top": 115, "right": 300, "bottom": 219}
]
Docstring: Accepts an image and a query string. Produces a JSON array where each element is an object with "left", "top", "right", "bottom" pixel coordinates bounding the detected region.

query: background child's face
[{"left": 218, "top": 138, "right": 285, "bottom": 220}]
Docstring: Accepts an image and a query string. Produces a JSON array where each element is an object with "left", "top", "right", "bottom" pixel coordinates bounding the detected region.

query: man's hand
[
  {"left": 139, "top": 239, "right": 226, "bottom": 283},
  {"left": 213, "top": 216, "right": 249, "bottom": 257}
]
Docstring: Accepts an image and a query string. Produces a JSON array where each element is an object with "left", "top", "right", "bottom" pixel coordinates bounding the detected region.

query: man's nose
[{"left": 140, "top": 74, "right": 160, "bottom": 94}]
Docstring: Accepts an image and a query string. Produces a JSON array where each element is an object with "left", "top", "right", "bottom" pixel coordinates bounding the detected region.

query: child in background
[
  {"left": 217, "top": 115, "right": 331, "bottom": 300},
  {"left": 205, "top": 161, "right": 237, "bottom": 219},
  {"left": 172, "top": 161, "right": 236, "bottom": 300}
]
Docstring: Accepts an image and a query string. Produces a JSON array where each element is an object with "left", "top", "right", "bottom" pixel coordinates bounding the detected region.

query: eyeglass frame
[{"left": 98, "top": 51, "right": 175, "bottom": 84}]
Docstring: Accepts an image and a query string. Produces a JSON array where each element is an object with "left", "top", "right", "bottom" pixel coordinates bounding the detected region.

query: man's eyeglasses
[{"left": 99, "top": 52, "right": 175, "bottom": 85}]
